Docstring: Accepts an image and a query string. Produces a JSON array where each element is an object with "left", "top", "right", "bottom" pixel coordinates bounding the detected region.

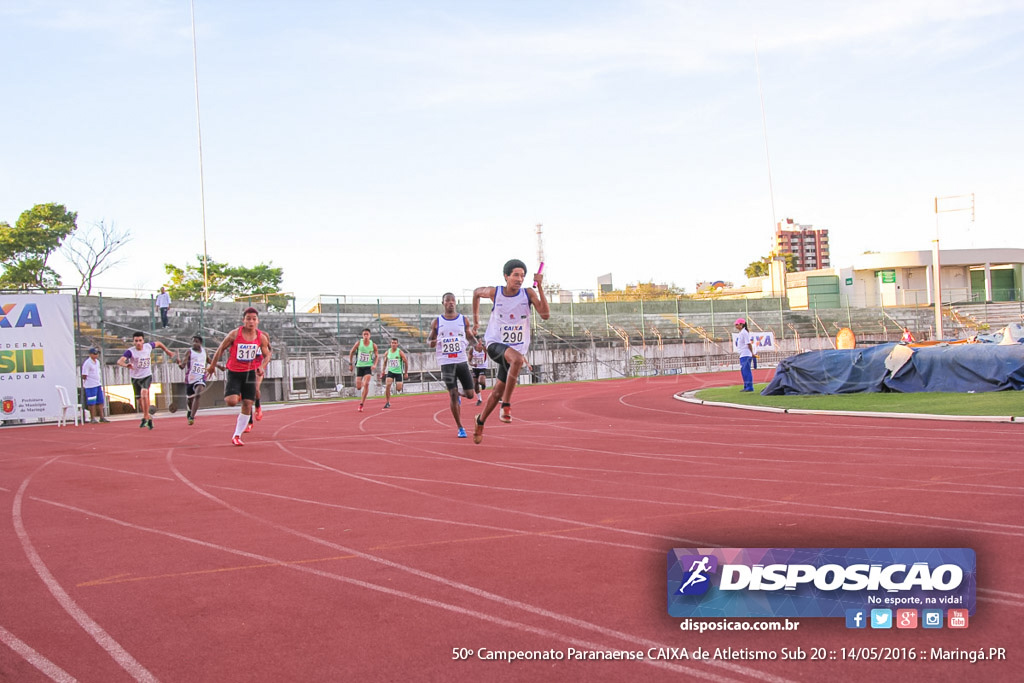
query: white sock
[{"left": 234, "top": 413, "right": 250, "bottom": 437}]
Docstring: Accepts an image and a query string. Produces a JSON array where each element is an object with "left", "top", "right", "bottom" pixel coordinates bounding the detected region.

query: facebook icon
[{"left": 845, "top": 609, "right": 867, "bottom": 629}]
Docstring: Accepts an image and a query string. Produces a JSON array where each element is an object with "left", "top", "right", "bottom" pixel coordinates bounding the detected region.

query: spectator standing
[
  {"left": 734, "top": 318, "right": 754, "bottom": 392},
  {"left": 81, "top": 348, "right": 110, "bottom": 423},
  {"left": 156, "top": 286, "right": 171, "bottom": 328}
]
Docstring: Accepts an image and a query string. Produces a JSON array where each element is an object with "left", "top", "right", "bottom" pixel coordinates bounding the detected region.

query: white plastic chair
[{"left": 55, "top": 385, "right": 81, "bottom": 427}]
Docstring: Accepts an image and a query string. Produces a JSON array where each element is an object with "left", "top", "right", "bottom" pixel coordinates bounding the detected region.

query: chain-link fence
[{"left": 5, "top": 288, "right": 1022, "bottom": 422}]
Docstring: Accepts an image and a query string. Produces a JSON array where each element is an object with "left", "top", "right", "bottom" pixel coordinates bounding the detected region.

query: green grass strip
[{"left": 695, "top": 384, "right": 1024, "bottom": 418}]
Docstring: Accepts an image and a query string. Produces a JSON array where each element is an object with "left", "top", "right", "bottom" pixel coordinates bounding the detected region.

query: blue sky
[{"left": 2, "top": 1, "right": 1022, "bottom": 306}]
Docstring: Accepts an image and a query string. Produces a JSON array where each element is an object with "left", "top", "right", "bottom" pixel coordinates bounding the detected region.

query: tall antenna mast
[{"left": 534, "top": 223, "right": 545, "bottom": 290}]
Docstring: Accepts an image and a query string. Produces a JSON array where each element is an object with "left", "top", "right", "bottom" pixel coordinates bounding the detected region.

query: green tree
[
  {"left": 165, "top": 255, "right": 232, "bottom": 300},
  {"left": 0, "top": 203, "right": 78, "bottom": 288},
  {"left": 226, "top": 261, "right": 284, "bottom": 299},
  {"left": 744, "top": 253, "right": 797, "bottom": 278},
  {"left": 165, "top": 255, "right": 287, "bottom": 309}
]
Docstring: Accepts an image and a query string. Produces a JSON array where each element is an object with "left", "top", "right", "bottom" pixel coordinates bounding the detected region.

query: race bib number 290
[{"left": 501, "top": 325, "right": 524, "bottom": 345}]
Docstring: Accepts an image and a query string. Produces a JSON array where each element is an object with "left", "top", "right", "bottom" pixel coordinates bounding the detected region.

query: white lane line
[
  {"left": 12, "top": 457, "right": 160, "bottom": 683},
  {"left": 0, "top": 624, "right": 78, "bottom": 682},
  {"left": 37, "top": 493, "right": 773, "bottom": 683}
]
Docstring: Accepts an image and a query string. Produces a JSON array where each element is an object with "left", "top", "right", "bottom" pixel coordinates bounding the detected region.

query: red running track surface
[{"left": 0, "top": 375, "right": 1021, "bottom": 682}]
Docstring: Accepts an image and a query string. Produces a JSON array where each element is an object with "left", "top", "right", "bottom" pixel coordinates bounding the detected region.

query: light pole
[
  {"left": 191, "top": 0, "right": 210, "bottom": 302},
  {"left": 932, "top": 193, "right": 975, "bottom": 340}
]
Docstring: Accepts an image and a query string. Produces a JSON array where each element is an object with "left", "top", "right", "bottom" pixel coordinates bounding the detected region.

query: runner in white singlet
[
  {"left": 428, "top": 293, "right": 478, "bottom": 438},
  {"left": 470, "top": 259, "right": 550, "bottom": 444}
]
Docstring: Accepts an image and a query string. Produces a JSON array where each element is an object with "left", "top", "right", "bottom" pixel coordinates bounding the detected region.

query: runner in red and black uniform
[{"left": 207, "top": 307, "right": 272, "bottom": 446}]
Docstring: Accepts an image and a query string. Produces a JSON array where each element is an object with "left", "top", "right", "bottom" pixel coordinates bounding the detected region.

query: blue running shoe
[{"left": 457, "top": 427, "right": 467, "bottom": 438}]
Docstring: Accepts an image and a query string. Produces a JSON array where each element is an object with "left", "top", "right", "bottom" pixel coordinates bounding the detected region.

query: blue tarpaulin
[{"left": 762, "top": 342, "right": 1024, "bottom": 395}]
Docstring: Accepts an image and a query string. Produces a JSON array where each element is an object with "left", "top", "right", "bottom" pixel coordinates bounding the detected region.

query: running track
[{"left": 1, "top": 374, "right": 1020, "bottom": 682}]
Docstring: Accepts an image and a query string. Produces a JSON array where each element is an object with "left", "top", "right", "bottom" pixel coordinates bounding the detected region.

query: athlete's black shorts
[
  {"left": 131, "top": 376, "right": 153, "bottom": 394},
  {"left": 441, "top": 362, "right": 474, "bottom": 392},
  {"left": 186, "top": 380, "right": 206, "bottom": 398},
  {"left": 386, "top": 371, "right": 403, "bottom": 383},
  {"left": 356, "top": 366, "right": 372, "bottom": 378},
  {"left": 486, "top": 342, "right": 515, "bottom": 383},
  {"left": 472, "top": 368, "right": 487, "bottom": 378},
  {"left": 225, "top": 369, "right": 258, "bottom": 402}
]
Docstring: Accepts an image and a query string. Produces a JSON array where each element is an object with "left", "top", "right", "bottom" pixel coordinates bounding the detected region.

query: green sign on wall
[
  {"left": 845, "top": 277, "right": 853, "bottom": 285},
  {"left": 880, "top": 270, "right": 896, "bottom": 284}
]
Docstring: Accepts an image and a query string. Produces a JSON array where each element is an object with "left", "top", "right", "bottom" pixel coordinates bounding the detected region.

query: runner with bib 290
[{"left": 470, "top": 259, "right": 550, "bottom": 444}]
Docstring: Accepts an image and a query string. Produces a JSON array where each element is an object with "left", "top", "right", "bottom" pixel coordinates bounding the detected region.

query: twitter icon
[{"left": 870, "top": 609, "right": 893, "bottom": 629}]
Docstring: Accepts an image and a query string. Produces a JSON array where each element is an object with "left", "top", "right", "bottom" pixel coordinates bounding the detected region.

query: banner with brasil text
[
  {"left": 0, "top": 294, "right": 77, "bottom": 422},
  {"left": 668, "top": 548, "right": 976, "bottom": 618}
]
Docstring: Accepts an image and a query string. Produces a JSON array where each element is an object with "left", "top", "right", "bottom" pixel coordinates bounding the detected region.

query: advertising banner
[
  {"left": 732, "top": 331, "right": 776, "bottom": 353},
  {"left": 0, "top": 294, "right": 77, "bottom": 421}
]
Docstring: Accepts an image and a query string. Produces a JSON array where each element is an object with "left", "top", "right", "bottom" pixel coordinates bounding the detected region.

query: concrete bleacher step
[{"left": 952, "top": 302, "right": 1024, "bottom": 330}]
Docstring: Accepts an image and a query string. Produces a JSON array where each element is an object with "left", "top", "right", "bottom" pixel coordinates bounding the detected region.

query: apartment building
[{"left": 774, "top": 218, "right": 830, "bottom": 271}]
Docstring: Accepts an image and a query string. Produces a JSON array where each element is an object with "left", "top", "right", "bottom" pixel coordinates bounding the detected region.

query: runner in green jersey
[
  {"left": 382, "top": 338, "right": 409, "bottom": 409},
  {"left": 347, "top": 328, "right": 379, "bottom": 412}
]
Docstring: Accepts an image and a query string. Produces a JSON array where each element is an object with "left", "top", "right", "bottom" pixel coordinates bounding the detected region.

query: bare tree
[{"left": 61, "top": 220, "right": 132, "bottom": 295}]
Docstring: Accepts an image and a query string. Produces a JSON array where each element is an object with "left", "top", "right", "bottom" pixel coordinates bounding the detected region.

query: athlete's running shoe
[
  {"left": 255, "top": 405, "right": 263, "bottom": 421},
  {"left": 358, "top": 403, "right": 364, "bottom": 412},
  {"left": 188, "top": 416, "right": 194, "bottom": 426},
  {"left": 139, "top": 418, "right": 146, "bottom": 429},
  {"left": 476, "top": 397, "right": 482, "bottom": 406},
  {"left": 457, "top": 427, "right": 467, "bottom": 438},
  {"left": 499, "top": 403, "right": 511, "bottom": 423},
  {"left": 473, "top": 416, "right": 484, "bottom": 444},
  {"left": 384, "top": 402, "right": 391, "bottom": 409},
  {"left": 232, "top": 435, "right": 244, "bottom": 446},
  {"left": 147, "top": 419, "right": 154, "bottom": 430},
  {"left": 244, "top": 423, "right": 252, "bottom": 433}
]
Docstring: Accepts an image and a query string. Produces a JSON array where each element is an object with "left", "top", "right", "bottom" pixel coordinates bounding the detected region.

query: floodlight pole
[
  {"left": 932, "top": 204, "right": 942, "bottom": 340},
  {"left": 755, "top": 40, "right": 781, "bottom": 299},
  {"left": 191, "top": 0, "right": 210, "bottom": 302},
  {"left": 932, "top": 193, "right": 975, "bottom": 341}
]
